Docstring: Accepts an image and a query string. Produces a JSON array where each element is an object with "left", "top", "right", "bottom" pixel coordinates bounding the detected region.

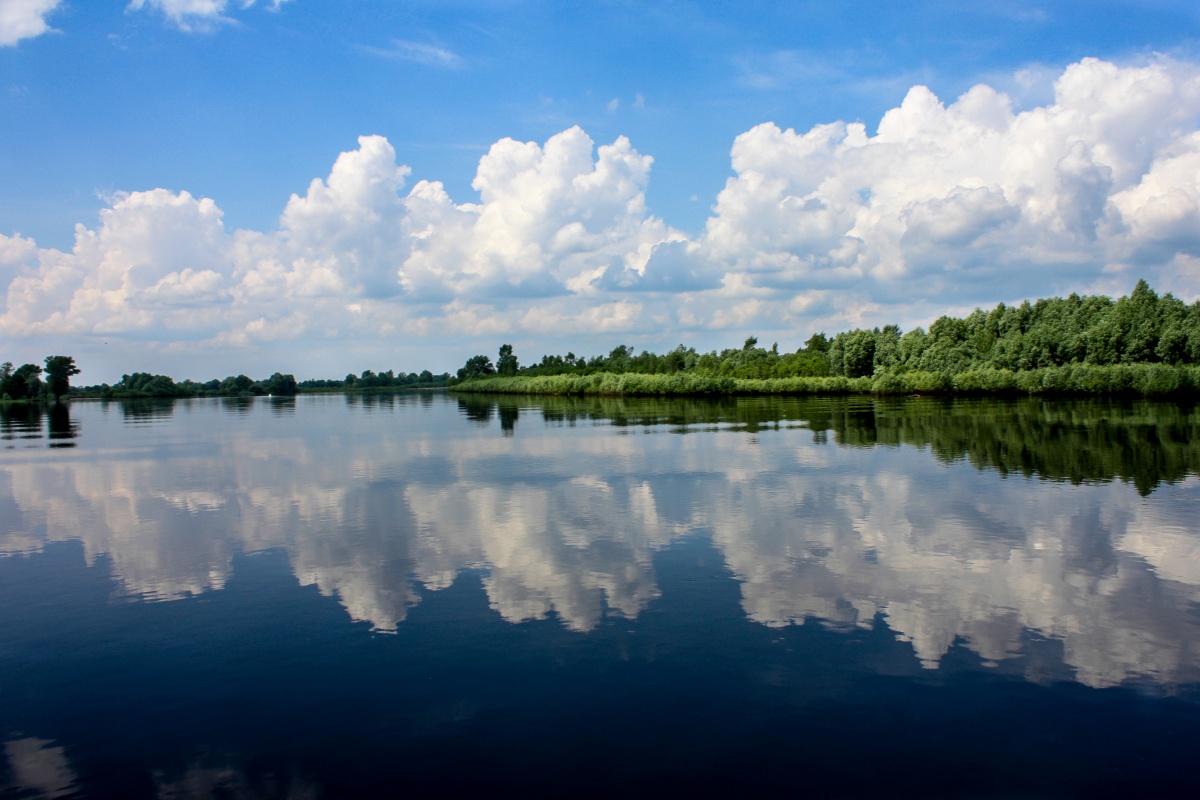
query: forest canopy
[{"left": 451, "top": 281, "right": 1200, "bottom": 396}]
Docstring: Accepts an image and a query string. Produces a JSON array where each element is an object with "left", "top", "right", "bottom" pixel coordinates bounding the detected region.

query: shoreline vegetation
[
  {"left": 71, "top": 369, "right": 452, "bottom": 400},
  {"left": 2, "top": 360, "right": 451, "bottom": 403},
  {"left": 450, "top": 280, "right": 1200, "bottom": 397},
  {"left": 450, "top": 364, "right": 1200, "bottom": 397},
  {"left": 6, "top": 280, "right": 1199, "bottom": 403}
]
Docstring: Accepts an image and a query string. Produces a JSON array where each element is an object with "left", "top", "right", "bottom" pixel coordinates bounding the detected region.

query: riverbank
[{"left": 450, "top": 363, "right": 1200, "bottom": 397}]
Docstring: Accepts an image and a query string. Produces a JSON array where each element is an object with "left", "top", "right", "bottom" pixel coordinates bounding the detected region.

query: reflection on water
[
  {"left": 460, "top": 393, "right": 1200, "bottom": 493},
  {"left": 1, "top": 403, "right": 79, "bottom": 449},
  {"left": 1, "top": 738, "right": 78, "bottom": 799},
  {"left": 2, "top": 394, "right": 1198, "bottom": 690},
  {"left": 268, "top": 396, "right": 297, "bottom": 416},
  {"left": 3, "top": 392, "right": 1200, "bottom": 796}
]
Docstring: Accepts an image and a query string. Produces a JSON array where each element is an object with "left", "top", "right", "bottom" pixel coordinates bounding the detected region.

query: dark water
[{"left": 2, "top": 393, "right": 1199, "bottom": 798}]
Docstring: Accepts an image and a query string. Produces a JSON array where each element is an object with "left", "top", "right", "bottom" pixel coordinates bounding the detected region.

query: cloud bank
[{"left": 3, "top": 57, "right": 1200, "bottom": 375}]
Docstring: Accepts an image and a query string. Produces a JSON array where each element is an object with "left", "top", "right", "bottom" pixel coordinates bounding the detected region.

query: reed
[{"left": 451, "top": 364, "right": 1200, "bottom": 397}]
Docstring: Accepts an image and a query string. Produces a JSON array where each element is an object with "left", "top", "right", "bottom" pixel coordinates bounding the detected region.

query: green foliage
[
  {"left": 44, "top": 355, "right": 80, "bottom": 398},
  {"left": 457, "top": 354, "right": 496, "bottom": 380},
  {"left": 449, "top": 281, "right": 1200, "bottom": 398},
  {"left": 299, "top": 370, "right": 448, "bottom": 391},
  {"left": 454, "top": 372, "right": 738, "bottom": 396},
  {"left": 823, "top": 280, "right": 1200, "bottom": 382},
  {"left": 1, "top": 363, "right": 44, "bottom": 401},
  {"left": 497, "top": 344, "right": 519, "bottom": 376},
  {"left": 265, "top": 372, "right": 299, "bottom": 396}
]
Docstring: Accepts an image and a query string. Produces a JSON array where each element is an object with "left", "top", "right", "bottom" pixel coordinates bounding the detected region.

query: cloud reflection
[
  {"left": 1, "top": 395, "right": 1198, "bottom": 688},
  {"left": 2, "top": 738, "right": 78, "bottom": 800}
]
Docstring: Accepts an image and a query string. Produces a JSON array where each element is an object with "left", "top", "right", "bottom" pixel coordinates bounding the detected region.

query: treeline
[
  {"left": 1, "top": 356, "right": 80, "bottom": 402},
  {"left": 825, "top": 279, "right": 1200, "bottom": 377},
  {"left": 453, "top": 339, "right": 831, "bottom": 382},
  {"left": 73, "top": 368, "right": 451, "bottom": 399},
  {"left": 299, "top": 369, "right": 450, "bottom": 391},
  {"left": 451, "top": 281, "right": 1200, "bottom": 396},
  {"left": 78, "top": 372, "right": 302, "bottom": 399}
]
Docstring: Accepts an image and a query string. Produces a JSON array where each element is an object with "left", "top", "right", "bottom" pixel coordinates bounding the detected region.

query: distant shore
[{"left": 449, "top": 364, "right": 1200, "bottom": 397}]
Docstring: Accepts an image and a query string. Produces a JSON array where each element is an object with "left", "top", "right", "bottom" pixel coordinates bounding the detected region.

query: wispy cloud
[
  {"left": 126, "top": 0, "right": 291, "bottom": 33},
  {"left": 735, "top": 49, "right": 849, "bottom": 91},
  {"left": 362, "top": 38, "right": 465, "bottom": 69}
]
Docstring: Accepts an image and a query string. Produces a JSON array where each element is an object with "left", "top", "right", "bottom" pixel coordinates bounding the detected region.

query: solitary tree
[
  {"left": 497, "top": 344, "right": 519, "bottom": 376},
  {"left": 44, "top": 355, "right": 80, "bottom": 399}
]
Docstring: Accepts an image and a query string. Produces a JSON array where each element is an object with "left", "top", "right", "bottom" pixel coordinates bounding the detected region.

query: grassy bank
[{"left": 451, "top": 364, "right": 1200, "bottom": 397}]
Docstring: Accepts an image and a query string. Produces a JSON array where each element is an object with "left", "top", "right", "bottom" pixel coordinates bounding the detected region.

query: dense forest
[{"left": 452, "top": 280, "right": 1200, "bottom": 396}]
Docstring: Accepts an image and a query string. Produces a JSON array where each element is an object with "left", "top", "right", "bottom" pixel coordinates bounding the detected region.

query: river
[{"left": 2, "top": 392, "right": 1199, "bottom": 797}]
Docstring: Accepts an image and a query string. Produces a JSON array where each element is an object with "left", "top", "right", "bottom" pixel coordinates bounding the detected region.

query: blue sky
[{"left": 2, "top": 1, "right": 1200, "bottom": 382}]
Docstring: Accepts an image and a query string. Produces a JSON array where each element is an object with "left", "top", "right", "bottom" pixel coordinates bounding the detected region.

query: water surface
[{"left": 2, "top": 393, "right": 1199, "bottom": 797}]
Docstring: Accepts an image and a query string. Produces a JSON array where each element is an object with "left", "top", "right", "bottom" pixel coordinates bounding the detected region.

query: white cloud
[
  {"left": 127, "top": 0, "right": 290, "bottom": 32},
  {"left": 364, "top": 38, "right": 464, "bottom": 68},
  {"left": 5, "top": 57, "right": 1200, "bottom": 374},
  {"left": 692, "top": 56, "right": 1200, "bottom": 315},
  {"left": 0, "top": 0, "right": 60, "bottom": 46}
]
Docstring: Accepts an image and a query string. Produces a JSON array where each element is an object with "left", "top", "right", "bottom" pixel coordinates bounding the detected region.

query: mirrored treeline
[{"left": 1, "top": 393, "right": 1199, "bottom": 797}]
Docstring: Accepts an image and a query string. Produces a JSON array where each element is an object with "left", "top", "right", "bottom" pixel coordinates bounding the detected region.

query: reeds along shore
[{"left": 450, "top": 364, "right": 1200, "bottom": 397}]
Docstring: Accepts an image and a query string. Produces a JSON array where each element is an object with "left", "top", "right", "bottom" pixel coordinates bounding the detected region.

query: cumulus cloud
[
  {"left": 4, "top": 57, "right": 1200, "bottom": 372},
  {"left": 0, "top": 0, "right": 60, "bottom": 46},
  {"left": 701, "top": 58, "right": 1200, "bottom": 303},
  {"left": 0, "top": 127, "right": 680, "bottom": 356}
]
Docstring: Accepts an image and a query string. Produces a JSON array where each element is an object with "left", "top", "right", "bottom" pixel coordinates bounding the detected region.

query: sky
[{"left": 2, "top": 0, "right": 1200, "bottom": 383}]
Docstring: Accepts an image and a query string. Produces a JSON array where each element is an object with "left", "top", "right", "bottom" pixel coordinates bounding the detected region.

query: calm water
[{"left": 2, "top": 392, "right": 1200, "bottom": 798}]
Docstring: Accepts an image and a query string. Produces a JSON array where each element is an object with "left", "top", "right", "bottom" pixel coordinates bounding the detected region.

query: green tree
[
  {"left": 266, "top": 372, "right": 299, "bottom": 396},
  {"left": 804, "top": 332, "right": 830, "bottom": 353},
  {"left": 873, "top": 325, "right": 902, "bottom": 373},
  {"left": 840, "top": 329, "right": 877, "bottom": 378},
  {"left": 221, "top": 374, "right": 256, "bottom": 395},
  {"left": 457, "top": 355, "right": 496, "bottom": 380},
  {"left": 44, "top": 355, "right": 80, "bottom": 399},
  {"left": 4, "top": 363, "right": 43, "bottom": 400},
  {"left": 497, "top": 344, "right": 519, "bottom": 376}
]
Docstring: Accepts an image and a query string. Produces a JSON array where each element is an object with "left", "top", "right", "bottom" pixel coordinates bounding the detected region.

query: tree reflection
[{"left": 2, "top": 394, "right": 1199, "bottom": 689}]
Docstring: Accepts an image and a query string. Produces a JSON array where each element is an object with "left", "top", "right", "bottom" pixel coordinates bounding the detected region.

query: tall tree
[
  {"left": 497, "top": 344, "right": 519, "bottom": 376},
  {"left": 44, "top": 355, "right": 80, "bottom": 399}
]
